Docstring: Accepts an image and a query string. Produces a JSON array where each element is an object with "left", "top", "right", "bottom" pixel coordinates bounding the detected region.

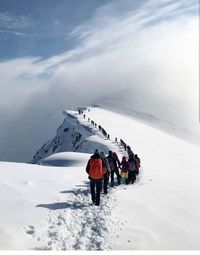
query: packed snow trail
[
  {"left": 34, "top": 186, "right": 118, "bottom": 250},
  {"left": 33, "top": 178, "right": 143, "bottom": 250}
]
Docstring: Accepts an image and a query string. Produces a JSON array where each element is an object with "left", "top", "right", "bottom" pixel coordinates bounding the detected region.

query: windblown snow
[{"left": 0, "top": 106, "right": 200, "bottom": 250}]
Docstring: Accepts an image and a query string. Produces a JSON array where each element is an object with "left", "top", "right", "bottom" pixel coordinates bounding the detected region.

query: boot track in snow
[{"left": 34, "top": 187, "right": 117, "bottom": 250}]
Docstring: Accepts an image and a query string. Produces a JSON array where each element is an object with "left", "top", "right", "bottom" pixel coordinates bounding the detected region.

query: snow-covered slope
[
  {"left": 31, "top": 109, "right": 119, "bottom": 164},
  {"left": 0, "top": 106, "right": 200, "bottom": 250}
]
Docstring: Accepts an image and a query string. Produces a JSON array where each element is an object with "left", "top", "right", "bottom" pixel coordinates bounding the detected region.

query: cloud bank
[{"left": 0, "top": 0, "right": 199, "bottom": 162}]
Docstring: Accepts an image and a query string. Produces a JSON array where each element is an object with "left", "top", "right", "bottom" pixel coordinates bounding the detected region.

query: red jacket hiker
[
  {"left": 86, "top": 150, "right": 103, "bottom": 206},
  {"left": 86, "top": 151, "right": 103, "bottom": 180}
]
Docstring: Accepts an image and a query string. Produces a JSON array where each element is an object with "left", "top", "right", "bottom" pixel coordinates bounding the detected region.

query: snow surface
[{"left": 0, "top": 106, "right": 200, "bottom": 250}]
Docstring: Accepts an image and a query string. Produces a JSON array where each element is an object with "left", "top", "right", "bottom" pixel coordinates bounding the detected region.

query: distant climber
[
  {"left": 127, "top": 146, "right": 133, "bottom": 157},
  {"left": 134, "top": 154, "right": 140, "bottom": 175},
  {"left": 120, "top": 139, "right": 127, "bottom": 151},
  {"left": 127, "top": 153, "right": 137, "bottom": 184}
]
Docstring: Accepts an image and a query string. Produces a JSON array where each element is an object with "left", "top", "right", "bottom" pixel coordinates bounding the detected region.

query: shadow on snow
[
  {"left": 36, "top": 185, "right": 91, "bottom": 210},
  {"left": 36, "top": 201, "right": 87, "bottom": 210}
]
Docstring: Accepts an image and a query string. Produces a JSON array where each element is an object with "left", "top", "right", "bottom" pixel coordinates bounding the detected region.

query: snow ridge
[
  {"left": 31, "top": 109, "right": 114, "bottom": 164},
  {"left": 32, "top": 107, "right": 128, "bottom": 165}
]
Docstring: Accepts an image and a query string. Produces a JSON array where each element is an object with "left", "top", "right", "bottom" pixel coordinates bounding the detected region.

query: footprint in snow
[{"left": 25, "top": 225, "right": 35, "bottom": 235}]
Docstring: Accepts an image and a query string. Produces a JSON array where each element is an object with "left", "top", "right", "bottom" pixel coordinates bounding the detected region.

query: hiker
[
  {"left": 100, "top": 151, "right": 111, "bottom": 194},
  {"left": 86, "top": 149, "right": 103, "bottom": 206},
  {"left": 103, "top": 129, "right": 107, "bottom": 137},
  {"left": 127, "top": 154, "right": 137, "bottom": 184},
  {"left": 107, "top": 151, "right": 121, "bottom": 187},
  {"left": 127, "top": 146, "right": 133, "bottom": 157},
  {"left": 120, "top": 139, "right": 127, "bottom": 151},
  {"left": 134, "top": 154, "right": 140, "bottom": 175},
  {"left": 113, "top": 152, "right": 120, "bottom": 168},
  {"left": 120, "top": 156, "right": 130, "bottom": 185}
]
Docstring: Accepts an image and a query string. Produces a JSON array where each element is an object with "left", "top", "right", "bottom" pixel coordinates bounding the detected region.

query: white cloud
[
  {"left": 0, "top": 0, "right": 199, "bottom": 162},
  {"left": 0, "top": 12, "right": 31, "bottom": 29}
]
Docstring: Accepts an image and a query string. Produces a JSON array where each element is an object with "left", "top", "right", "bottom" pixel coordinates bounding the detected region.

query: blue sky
[
  {"left": 0, "top": 0, "right": 197, "bottom": 59},
  {"left": 0, "top": 0, "right": 199, "bottom": 162},
  {"left": 0, "top": 0, "right": 112, "bottom": 59}
]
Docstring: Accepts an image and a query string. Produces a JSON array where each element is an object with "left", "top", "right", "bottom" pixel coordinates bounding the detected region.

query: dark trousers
[
  {"left": 111, "top": 168, "right": 121, "bottom": 186},
  {"left": 90, "top": 178, "right": 102, "bottom": 206},
  {"left": 103, "top": 173, "right": 109, "bottom": 194},
  {"left": 128, "top": 171, "right": 136, "bottom": 184}
]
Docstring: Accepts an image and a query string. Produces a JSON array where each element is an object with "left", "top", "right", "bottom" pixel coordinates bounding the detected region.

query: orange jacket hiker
[{"left": 86, "top": 150, "right": 103, "bottom": 180}]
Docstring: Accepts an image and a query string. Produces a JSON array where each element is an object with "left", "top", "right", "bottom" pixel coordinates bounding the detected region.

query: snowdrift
[{"left": 41, "top": 152, "right": 90, "bottom": 167}]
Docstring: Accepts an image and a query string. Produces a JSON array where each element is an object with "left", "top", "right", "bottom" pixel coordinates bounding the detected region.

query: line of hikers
[
  {"left": 86, "top": 149, "right": 140, "bottom": 206},
  {"left": 81, "top": 110, "right": 111, "bottom": 140},
  {"left": 80, "top": 109, "right": 134, "bottom": 150}
]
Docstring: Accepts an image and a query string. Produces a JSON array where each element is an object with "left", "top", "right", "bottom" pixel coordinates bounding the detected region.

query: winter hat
[
  {"left": 108, "top": 150, "right": 112, "bottom": 155},
  {"left": 113, "top": 152, "right": 118, "bottom": 157},
  {"left": 122, "top": 156, "right": 127, "bottom": 162},
  {"left": 94, "top": 149, "right": 99, "bottom": 155},
  {"left": 100, "top": 151, "right": 105, "bottom": 157}
]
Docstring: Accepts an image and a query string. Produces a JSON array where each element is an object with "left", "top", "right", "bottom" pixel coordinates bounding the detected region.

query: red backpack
[{"left": 89, "top": 159, "right": 103, "bottom": 180}]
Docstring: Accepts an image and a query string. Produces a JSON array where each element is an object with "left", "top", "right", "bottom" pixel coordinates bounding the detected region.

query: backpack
[
  {"left": 101, "top": 157, "right": 107, "bottom": 174},
  {"left": 135, "top": 157, "right": 140, "bottom": 168},
  {"left": 121, "top": 161, "right": 129, "bottom": 172},
  {"left": 107, "top": 157, "right": 115, "bottom": 170},
  {"left": 129, "top": 159, "right": 136, "bottom": 171},
  {"left": 89, "top": 159, "right": 103, "bottom": 180}
]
